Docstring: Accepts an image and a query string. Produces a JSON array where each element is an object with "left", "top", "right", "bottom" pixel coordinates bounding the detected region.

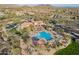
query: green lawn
[{"left": 55, "top": 41, "right": 79, "bottom": 55}]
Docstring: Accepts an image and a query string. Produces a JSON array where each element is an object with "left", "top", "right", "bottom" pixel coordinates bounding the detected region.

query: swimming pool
[{"left": 34, "top": 31, "right": 53, "bottom": 41}]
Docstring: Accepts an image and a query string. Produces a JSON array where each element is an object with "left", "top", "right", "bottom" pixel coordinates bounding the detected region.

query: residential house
[{"left": 20, "top": 21, "right": 33, "bottom": 29}]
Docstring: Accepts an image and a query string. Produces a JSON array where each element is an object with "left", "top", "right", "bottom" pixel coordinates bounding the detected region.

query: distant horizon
[
  {"left": 19, "top": 4, "right": 79, "bottom": 8},
  {"left": 52, "top": 4, "right": 79, "bottom": 8},
  {"left": 0, "top": 4, "right": 79, "bottom": 8}
]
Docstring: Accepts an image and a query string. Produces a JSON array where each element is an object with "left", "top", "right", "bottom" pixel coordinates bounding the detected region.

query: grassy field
[{"left": 55, "top": 40, "right": 79, "bottom": 55}]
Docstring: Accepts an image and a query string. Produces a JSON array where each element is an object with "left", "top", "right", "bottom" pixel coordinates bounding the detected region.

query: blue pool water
[{"left": 35, "top": 31, "right": 53, "bottom": 41}]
